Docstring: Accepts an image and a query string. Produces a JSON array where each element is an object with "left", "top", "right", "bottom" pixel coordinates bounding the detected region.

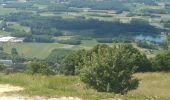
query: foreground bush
[{"left": 79, "top": 44, "right": 140, "bottom": 94}]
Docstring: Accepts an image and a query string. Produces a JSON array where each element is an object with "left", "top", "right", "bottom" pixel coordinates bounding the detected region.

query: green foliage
[
  {"left": 57, "top": 38, "right": 81, "bottom": 45},
  {"left": 151, "top": 51, "right": 170, "bottom": 71},
  {"left": 0, "top": 51, "right": 11, "bottom": 59},
  {"left": 136, "top": 40, "right": 157, "bottom": 50},
  {"left": 27, "top": 60, "right": 54, "bottom": 75},
  {"left": 130, "top": 18, "right": 149, "bottom": 25},
  {"left": 0, "top": 64, "right": 5, "bottom": 71},
  {"left": 96, "top": 38, "right": 113, "bottom": 43},
  {"left": 0, "top": 20, "right": 6, "bottom": 30},
  {"left": 46, "top": 49, "right": 73, "bottom": 65},
  {"left": 0, "top": 47, "right": 3, "bottom": 51},
  {"left": 61, "top": 49, "right": 87, "bottom": 75},
  {"left": 79, "top": 44, "right": 140, "bottom": 94},
  {"left": 167, "top": 35, "right": 170, "bottom": 44},
  {"left": 11, "top": 48, "right": 18, "bottom": 55}
]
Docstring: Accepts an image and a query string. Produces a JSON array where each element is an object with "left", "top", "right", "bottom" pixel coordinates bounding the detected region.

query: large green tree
[{"left": 79, "top": 44, "right": 147, "bottom": 94}]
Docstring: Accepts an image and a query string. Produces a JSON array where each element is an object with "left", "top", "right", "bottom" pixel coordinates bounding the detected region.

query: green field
[
  {"left": 0, "top": 40, "right": 156, "bottom": 59},
  {"left": 0, "top": 72, "right": 169, "bottom": 100},
  {"left": 0, "top": 41, "right": 107, "bottom": 59},
  {"left": 0, "top": 30, "right": 11, "bottom": 36},
  {"left": 9, "top": 24, "right": 31, "bottom": 33},
  {"left": 0, "top": 43, "right": 65, "bottom": 59},
  {"left": 0, "top": 7, "right": 17, "bottom": 15}
]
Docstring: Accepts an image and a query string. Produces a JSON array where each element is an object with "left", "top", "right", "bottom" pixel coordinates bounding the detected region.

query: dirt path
[
  {"left": 0, "top": 84, "right": 81, "bottom": 100},
  {"left": 0, "top": 84, "right": 24, "bottom": 95}
]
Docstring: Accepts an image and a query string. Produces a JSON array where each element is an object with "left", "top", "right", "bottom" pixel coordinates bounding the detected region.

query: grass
[
  {"left": 0, "top": 39, "right": 112, "bottom": 59},
  {"left": 54, "top": 36, "right": 76, "bottom": 41},
  {"left": 0, "top": 72, "right": 170, "bottom": 99},
  {"left": 124, "top": 72, "right": 170, "bottom": 100},
  {"left": 0, "top": 6, "right": 17, "bottom": 15},
  {"left": 0, "top": 43, "right": 64, "bottom": 59},
  {"left": 9, "top": 24, "right": 31, "bottom": 33},
  {"left": 0, "top": 73, "right": 115, "bottom": 100},
  {"left": 0, "top": 30, "right": 11, "bottom": 36}
]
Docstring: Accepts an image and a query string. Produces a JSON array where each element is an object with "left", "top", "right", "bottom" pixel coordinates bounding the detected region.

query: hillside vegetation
[{"left": 0, "top": 72, "right": 169, "bottom": 100}]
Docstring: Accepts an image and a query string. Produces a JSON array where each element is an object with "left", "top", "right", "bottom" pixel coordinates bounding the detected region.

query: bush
[
  {"left": 27, "top": 60, "right": 54, "bottom": 75},
  {"left": 80, "top": 44, "right": 139, "bottom": 94},
  {"left": 0, "top": 64, "right": 5, "bottom": 71},
  {"left": 151, "top": 51, "right": 170, "bottom": 71},
  {"left": 60, "top": 50, "right": 87, "bottom": 75}
]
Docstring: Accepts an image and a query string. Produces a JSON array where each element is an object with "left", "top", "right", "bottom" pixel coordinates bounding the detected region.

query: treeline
[
  {"left": 121, "top": 0, "right": 158, "bottom": 5},
  {"left": 67, "top": 0, "right": 128, "bottom": 11},
  {"left": 13, "top": 15, "right": 162, "bottom": 37},
  {"left": 3, "top": 12, "right": 163, "bottom": 43},
  {"left": 0, "top": 47, "right": 26, "bottom": 63},
  {"left": 3, "top": 1, "right": 34, "bottom": 9},
  {"left": 46, "top": 44, "right": 170, "bottom": 74}
]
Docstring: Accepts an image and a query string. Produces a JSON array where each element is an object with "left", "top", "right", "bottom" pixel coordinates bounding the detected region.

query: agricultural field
[
  {"left": 0, "top": 0, "right": 170, "bottom": 99},
  {"left": 0, "top": 43, "right": 65, "bottom": 59},
  {"left": 8, "top": 23, "right": 31, "bottom": 33},
  {"left": 0, "top": 6, "right": 17, "bottom": 15},
  {"left": 0, "top": 30, "right": 11, "bottom": 36}
]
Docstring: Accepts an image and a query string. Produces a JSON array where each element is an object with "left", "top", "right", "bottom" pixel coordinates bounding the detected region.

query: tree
[
  {"left": 0, "top": 47, "right": 3, "bottom": 51},
  {"left": 61, "top": 49, "right": 87, "bottom": 75},
  {"left": 79, "top": 44, "right": 140, "bottom": 94},
  {"left": 11, "top": 48, "right": 18, "bottom": 56},
  {"left": 0, "top": 64, "right": 5, "bottom": 71},
  {"left": 11, "top": 48, "right": 19, "bottom": 63},
  {"left": 167, "top": 35, "right": 170, "bottom": 45},
  {"left": 151, "top": 51, "right": 170, "bottom": 71}
]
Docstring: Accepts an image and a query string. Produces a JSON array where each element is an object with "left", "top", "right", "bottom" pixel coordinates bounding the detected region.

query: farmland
[
  {"left": 0, "top": 0, "right": 170, "bottom": 100},
  {"left": 0, "top": 43, "right": 65, "bottom": 59}
]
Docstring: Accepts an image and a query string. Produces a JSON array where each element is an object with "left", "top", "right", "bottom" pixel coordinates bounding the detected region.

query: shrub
[
  {"left": 60, "top": 50, "right": 87, "bottom": 75},
  {"left": 151, "top": 51, "right": 170, "bottom": 71},
  {"left": 27, "top": 60, "right": 54, "bottom": 75},
  {"left": 0, "top": 64, "right": 5, "bottom": 71},
  {"left": 79, "top": 44, "right": 140, "bottom": 94}
]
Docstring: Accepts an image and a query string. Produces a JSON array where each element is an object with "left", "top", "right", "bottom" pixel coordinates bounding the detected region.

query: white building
[
  {"left": 0, "top": 36, "right": 24, "bottom": 43},
  {"left": 0, "top": 60, "right": 13, "bottom": 65}
]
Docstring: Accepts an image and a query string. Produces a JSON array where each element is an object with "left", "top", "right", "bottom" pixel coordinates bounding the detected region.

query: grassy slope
[
  {"left": 0, "top": 43, "right": 64, "bottom": 59},
  {"left": 0, "top": 39, "right": 113, "bottom": 59},
  {"left": 0, "top": 72, "right": 170, "bottom": 100},
  {"left": 0, "top": 73, "right": 115, "bottom": 100}
]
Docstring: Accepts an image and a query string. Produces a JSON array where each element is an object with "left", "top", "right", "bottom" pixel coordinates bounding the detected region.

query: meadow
[
  {"left": 0, "top": 43, "right": 65, "bottom": 59},
  {"left": 0, "top": 72, "right": 169, "bottom": 100},
  {"left": 0, "top": 6, "right": 17, "bottom": 15}
]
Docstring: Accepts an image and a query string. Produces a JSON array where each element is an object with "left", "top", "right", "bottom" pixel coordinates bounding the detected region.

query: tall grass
[
  {"left": 0, "top": 73, "right": 170, "bottom": 100},
  {"left": 0, "top": 73, "right": 115, "bottom": 99}
]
